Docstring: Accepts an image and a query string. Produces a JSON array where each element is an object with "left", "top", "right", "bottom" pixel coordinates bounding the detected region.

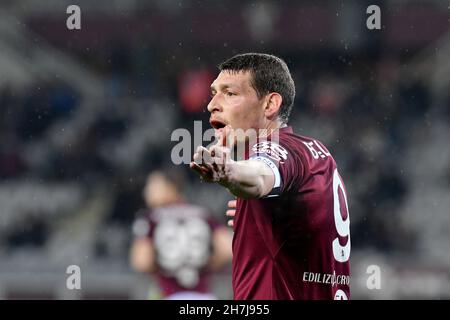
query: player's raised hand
[
  {"left": 190, "top": 125, "right": 234, "bottom": 184},
  {"left": 190, "top": 145, "right": 215, "bottom": 182},
  {"left": 226, "top": 199, "right": 237, "bottom": 228}
]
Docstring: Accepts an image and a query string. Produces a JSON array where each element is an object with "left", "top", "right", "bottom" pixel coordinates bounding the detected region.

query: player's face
[
  {"left": 208, "top": 71, "right": 266, "bottom": 137},
  {"left": 144, "top": 173, "right": 177, "bottom": 208}
]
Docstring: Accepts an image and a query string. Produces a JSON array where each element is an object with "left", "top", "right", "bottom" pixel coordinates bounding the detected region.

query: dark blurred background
[{"left": 0, "top": 0, "right": 449, "bottom": 299}]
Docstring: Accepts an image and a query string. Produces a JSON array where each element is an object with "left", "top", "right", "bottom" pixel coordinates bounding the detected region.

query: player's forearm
[
  {"left": 221, "top": 160, "right": 273, "bottom": 199},
  {"left": 130, "top": 239, "right": 156, "bottom": 273},
  {"left": 207, "top": 227, "right": 233, "bottom": 270}
]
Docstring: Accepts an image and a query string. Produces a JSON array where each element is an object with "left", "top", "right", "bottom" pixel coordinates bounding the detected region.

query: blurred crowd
[{"left": 2, "top": 46, "right": 449, "bottom": 262}]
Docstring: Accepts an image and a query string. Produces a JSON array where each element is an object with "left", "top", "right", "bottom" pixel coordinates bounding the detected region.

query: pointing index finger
[{"left": 217, "top": 125, "right": 231, "bottom": 147}]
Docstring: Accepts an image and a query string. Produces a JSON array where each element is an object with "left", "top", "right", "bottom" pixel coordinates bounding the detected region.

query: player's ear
[{"left": 264, "top": 92, "right": 283, "bottom": 120}]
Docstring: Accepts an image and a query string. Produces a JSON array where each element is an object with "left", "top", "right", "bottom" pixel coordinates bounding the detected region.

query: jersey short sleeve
[{"left": 249, "top": 139, "right": 304, "bottom": 197}]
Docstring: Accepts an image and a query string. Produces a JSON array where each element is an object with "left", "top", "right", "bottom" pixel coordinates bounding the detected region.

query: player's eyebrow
[{"left": 210, "top": 83, "right": 235, "bottom": 93}]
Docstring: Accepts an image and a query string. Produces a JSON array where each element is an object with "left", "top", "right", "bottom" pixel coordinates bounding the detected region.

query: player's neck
[{"left": 258, "top": 120, "right": 285, "bottom": 139}]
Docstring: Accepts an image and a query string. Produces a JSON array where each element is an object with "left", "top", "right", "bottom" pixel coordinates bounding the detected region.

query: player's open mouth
[{"left": 210, "top": 119, "right": 227, "bottom": 130}]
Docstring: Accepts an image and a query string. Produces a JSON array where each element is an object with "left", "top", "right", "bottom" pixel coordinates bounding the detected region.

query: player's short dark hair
[{"left": 218, "top": 53, "right": 296, "bottom": 124}]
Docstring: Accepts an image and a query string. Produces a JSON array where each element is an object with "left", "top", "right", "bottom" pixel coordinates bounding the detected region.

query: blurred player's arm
[
  {"left": 207, "top": 226, "right": 233, "bottom": 271},
  {"left": 129, "top": 237, "right": 156, "bottom": 273}
]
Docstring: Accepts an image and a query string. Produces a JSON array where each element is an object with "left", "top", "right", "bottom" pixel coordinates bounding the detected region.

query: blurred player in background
[
  {"left": 130, "top": 169, "right": 233, "bottom": 300},
  {"left": 190, "top": 53, "right": 351, "bottom": 299}
]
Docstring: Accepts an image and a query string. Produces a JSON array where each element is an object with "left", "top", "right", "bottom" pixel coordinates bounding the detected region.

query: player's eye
[
  {"left": 226, "top": 91, "right": 236, "bottom": 97},
  {"left": 210, "top": 92, "right": 216, "bottom": 98}
]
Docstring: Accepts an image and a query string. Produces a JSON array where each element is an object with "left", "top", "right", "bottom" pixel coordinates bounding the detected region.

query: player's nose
[{"left": 207, "top": 96, "right": 222, "bottom": 114}]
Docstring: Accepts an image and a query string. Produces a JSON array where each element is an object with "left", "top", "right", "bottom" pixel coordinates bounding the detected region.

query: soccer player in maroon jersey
[
  {"left": 190, "top": 53, "right": 351, "bottom": 300},
  {"left": 130, "top": 169, "right": 233, "bottom": 299}
]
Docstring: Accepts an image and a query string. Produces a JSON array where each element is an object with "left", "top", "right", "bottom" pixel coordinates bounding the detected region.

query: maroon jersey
[
  {"left": 132, "top": 203, "right": 219, "bottom": 298},
  {"left": 232, "top": 126, "right": 351, "bottom": 300}
]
